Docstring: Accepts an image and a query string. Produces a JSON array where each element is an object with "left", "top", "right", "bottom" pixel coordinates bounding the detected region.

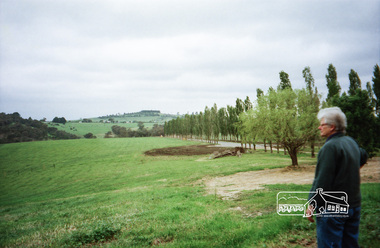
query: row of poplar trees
[{"left": 164, "top": 64, "right": 380, "bottom": 166}]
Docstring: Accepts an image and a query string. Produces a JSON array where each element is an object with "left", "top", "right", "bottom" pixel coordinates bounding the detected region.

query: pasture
[
  {"left": 0, "top": 138, "right": 378, "bottom": 247},
  {"left": 48, "top": 122, "right": 157, "bottom": 138}
]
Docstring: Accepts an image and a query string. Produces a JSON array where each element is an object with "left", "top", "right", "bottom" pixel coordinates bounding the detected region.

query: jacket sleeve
[{"left": 360, "top": 148, "right": 368, "bottom": 166}]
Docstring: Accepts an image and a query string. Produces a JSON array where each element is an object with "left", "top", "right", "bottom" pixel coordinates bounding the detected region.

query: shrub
[
  {"left": 84, "top": 133, "right": 96, "bottom": 139},
  {"left": 63, "top": 222, "right": 120, "bottom": 247}
]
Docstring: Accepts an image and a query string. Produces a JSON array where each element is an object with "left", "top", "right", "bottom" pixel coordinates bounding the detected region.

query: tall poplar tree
[
  {"left": 326, "top": 64, "right": 341, "bottom": 101},
  {"left": 211, "top": 103, "right": 219, "bottom": 143},
  {"left": 278, "top": 71, "right": 292, "bottom": 90},
  {"left": 372, "top": 64, "right": 380, "bottom": 116},
  {"left": 218, "top": 107, "right": 228, "bottom": 140},
  {"left": 348, "top": 69, "right": 362, "bottom": 96},
  {"left": 203, "top": 107, "right": 212, "bottom": 142},
  {"left": 302, "top": 66, "right": 320, "bottom": 157}
]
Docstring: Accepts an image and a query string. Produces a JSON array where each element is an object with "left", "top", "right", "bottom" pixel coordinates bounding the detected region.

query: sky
[{"left": 1, "top": 0, "right": 379, "bottom": 121}]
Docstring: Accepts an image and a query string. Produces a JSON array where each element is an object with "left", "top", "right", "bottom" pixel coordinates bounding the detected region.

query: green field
[
  {"left": 0, "top": 138, "right": 378, "bottom": 247},
  {"left": 50, "top": 111, "right": 176, "bottom": 138},
  {"left": 48, "top": 122, "right": 146, "bottom": 138}
]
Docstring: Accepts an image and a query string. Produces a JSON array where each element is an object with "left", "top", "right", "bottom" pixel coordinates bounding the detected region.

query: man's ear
[{"left": 329, "top": 125, "right": 336, "bottom": 132}]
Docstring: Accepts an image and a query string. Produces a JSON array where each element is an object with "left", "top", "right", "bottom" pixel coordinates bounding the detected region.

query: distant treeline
[
  {"left": 106, "top": 123, "right": 164, "bottom": 138},
  {"left": 99, "top": 110, "right": 163, "bottom": 118},
  {"left": 0, "top": 112, "right": 79, "bottom": 144}
]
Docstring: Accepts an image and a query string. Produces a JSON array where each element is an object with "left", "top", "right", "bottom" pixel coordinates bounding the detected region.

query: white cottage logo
[{"left": 277, "top": 188, "right": 349, "bottom": 217}]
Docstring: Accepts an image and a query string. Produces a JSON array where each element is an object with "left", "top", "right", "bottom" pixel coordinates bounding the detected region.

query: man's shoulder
[
  {"left": 322, "top": 134, "right": 356, "bottom": 151},
  {"left": 326, "top": 133, "right": 355, "bottom": 144}
]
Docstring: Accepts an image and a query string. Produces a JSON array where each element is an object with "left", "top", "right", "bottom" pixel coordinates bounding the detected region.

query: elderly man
[{"left": 306, "top": 107, "right": 368, "bottom": 248}]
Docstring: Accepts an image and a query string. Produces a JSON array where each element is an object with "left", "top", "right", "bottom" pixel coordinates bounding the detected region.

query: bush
[
  {"left": 63, "top": 222, "right": 120, "bottom": 247},
  {"left": 84, "top": 133, "right": 96, "bottom": 139}
]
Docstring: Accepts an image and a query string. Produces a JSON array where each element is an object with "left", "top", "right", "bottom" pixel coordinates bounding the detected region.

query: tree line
[
  {"left": 0, "top": 112, "right": 79, "bottom": 143},
  {"left": 105, "top": 122, "right": 164, "bottom": 138},
  {"left": 164, "top": 64, "right": 380, "bottom": 166}
]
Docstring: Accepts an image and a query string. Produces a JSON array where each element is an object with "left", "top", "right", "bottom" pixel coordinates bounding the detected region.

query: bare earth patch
[
  {"left": 204, "top": 157, "right": 380, "bottom": 200},
  {"left": 144, "top": 144, "right": 236, "bottom": 156}
]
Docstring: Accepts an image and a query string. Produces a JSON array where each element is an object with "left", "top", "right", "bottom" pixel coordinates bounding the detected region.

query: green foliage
[
  {"left": 348, "top": 69, "right": 362, "bottom": 96},
  {"left": 84, "top": 132, "right": 96, "bottom": 139},
  {"left": 52, "top": 117, "right": 67, "bottom": 124},
  {"left": 372, "top": 64, "right": 380, "bottom": 115},
  {"left": 326, "top": 63, "right": 341, "bottom": 101},
  {"left": 302, "top": 66, "right": 315, "bottom": 92},
  {"left": 278, "top": 70, "right": 292, "bottom": 90},
  {"left": 331, "top": 88, "right": 378, "bottom": 156},
  {"left": 243, "top": 88, "right": 320, "bottom": 165}
]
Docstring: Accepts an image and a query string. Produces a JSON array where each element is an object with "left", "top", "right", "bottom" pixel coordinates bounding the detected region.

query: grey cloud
[{"left": 0, "top": 0, "right": 379, "bottom": 120}]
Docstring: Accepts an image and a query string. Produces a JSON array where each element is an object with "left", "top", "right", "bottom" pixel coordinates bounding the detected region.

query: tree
[
  {"left": 84, "top": 133, "right": 96, "bottom": 139},
  {"left": 302, "top": 66, "right": 315, "bottom": 92},
  {"left": 203, "top": 106, "right": 212, "bottom": 142},
  {"left": 197, "top": 112, "right": 204, "bottom": 140},
  {"left": 52, "top": 117, "right": 67, "bottom": 125},
  {"left": 244, "top": 96, "right": 253, "bottom": 112},
  {"left": 137, "top": 121, "right": 145, "bottom": 130},
  {"left": 348, "top": 69, "right": 362, "bottom": 96},
  {"left": 111, "top": 125, "right": 128, "bottom": 137},
  {"left": 278, "top": 71, "right": 292, "bottom": 90},
  {"left": 104, "top": 131, "right": 113, "bottom": 138},
  {"left": 372, "top": 64, "right": 380, "bottom": 116},
  {"left": 151, "top": 124, "right": 164, "bottom": 137},
  {"left": 227, "top": 105, "right": 238, "bottom": 141},
  {"left": 331, "top": 90, "right": 377, "bottom": 156},
  {"left": 247, "top": 88, "right": 320, "bottom": 166},
  {"left": 82, "top": 119, "right": 92, "bottom": 123},
  {"left": 211, "top": 104, "right": 219, "bottom": 143},
  {"left": 302, "top": 66, "right": 320, "bottom": 157},
  {"left": 239, "top": 109, "right": 257, "bottom": 150},
  {"left": 326, "top": 64, "right": 341, "bottom": 102},
  {"left": 218, "top": 107, "right": 228, "bottom": 141},
  {"left": 256, "top": 88, "right": 264, "bottom": 98}
]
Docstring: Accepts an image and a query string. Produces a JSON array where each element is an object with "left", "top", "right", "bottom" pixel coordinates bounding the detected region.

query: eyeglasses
[{"left": 319, "top": 123, "right": 330, "bottom": 127}]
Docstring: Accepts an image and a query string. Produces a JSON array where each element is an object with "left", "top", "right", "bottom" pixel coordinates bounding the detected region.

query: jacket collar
[{"left": 326, "top": 132, "right": 343, "bottom": 142}]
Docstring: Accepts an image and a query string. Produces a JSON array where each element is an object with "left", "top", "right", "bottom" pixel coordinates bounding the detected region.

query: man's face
[{"left": 318, "top": 118, "right": 335, "bottom": 138}]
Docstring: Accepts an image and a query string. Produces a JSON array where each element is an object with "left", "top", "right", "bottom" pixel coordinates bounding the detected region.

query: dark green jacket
[{"left": 309, "top": 133, "right": 368, "bottom": 208}]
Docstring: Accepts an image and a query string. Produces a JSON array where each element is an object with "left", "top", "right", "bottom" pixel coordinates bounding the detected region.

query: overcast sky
[{"left": 1, "top": 0, "right": 379, "bottom": 120}]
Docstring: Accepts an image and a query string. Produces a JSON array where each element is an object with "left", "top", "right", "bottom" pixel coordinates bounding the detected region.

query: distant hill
[{"left": 82, "top": 110, "right": 178, "bottom": 124}]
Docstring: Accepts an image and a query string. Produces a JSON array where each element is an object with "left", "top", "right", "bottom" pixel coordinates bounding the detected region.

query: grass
[
  {"left": 48, "top": 122, "right": 155, "bottom": 138},
  {"left": 0, "top": 137, "right": 378, "bottom": 247}
]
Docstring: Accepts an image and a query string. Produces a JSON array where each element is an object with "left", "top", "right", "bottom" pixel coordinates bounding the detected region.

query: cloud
[{"left": 1, "top": 0, "right": 379, "bottom": 120}]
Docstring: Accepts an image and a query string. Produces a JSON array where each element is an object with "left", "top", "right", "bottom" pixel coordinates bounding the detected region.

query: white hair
[{"left": 317, "top": 107, "right": 347, "bottom": 133}]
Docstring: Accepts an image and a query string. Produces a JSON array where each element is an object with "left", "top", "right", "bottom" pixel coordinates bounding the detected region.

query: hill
[
  {"left": 0, "top": 112, "right": 79, "bottom": 144},
  {"left": 76, "top": 110, "right": 178, "bottom": 124}
]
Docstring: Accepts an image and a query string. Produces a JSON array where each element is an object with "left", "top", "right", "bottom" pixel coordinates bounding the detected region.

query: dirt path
[
  {"left": 203, "top": 157, "right": 380, "bottom": 200},
  {"left": 144, "top": 144, "right": 380, "bottom": 200}
]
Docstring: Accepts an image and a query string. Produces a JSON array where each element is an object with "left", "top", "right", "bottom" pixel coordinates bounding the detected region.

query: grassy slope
[
  {"left": 0, "top": 138, "right": 378, "bottom": 247},
  {"left": 48, "top": 122, "right": 155, "bottom": 138},
  {"left": 55, "top": 112, "right": 176, "bottom": 138}
]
